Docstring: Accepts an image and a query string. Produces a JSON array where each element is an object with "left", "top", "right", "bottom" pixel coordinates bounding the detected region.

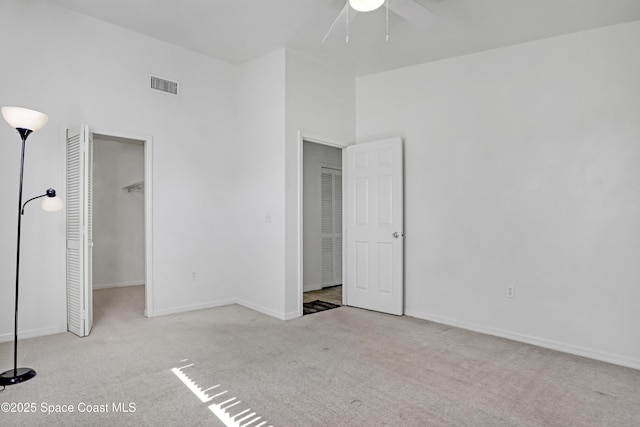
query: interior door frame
[
  {"left": 297, "top": 130, "right": 349, "bottom": 318},
  {"left": 61, "top": 126, "right": 155, "bottom": 327}
]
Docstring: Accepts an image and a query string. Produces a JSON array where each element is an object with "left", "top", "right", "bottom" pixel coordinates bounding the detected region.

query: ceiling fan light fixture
[{"left": 349, "top": 0, "right": 385, "bottom": 12}]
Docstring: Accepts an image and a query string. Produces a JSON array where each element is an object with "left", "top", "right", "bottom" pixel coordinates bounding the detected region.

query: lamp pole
[{"left": 11, "top": 130, "right": 32, "bottom": 382}]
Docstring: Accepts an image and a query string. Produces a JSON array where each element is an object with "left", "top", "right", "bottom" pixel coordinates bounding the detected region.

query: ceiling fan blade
[
  {"left": 388, "top": 0, "right": 439, "bottom": 28},
  {"left": 322, "top": 2, "right": 359, "bottom": 43}
]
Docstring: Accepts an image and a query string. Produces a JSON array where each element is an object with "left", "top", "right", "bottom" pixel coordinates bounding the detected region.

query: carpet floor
[{"left": 1, "top": 285, "right": 639, "bottom": 426}]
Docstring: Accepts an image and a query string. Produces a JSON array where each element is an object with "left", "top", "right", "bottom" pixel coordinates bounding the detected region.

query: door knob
[{"left": 393, "top": 232, "right": 403, "bottom": 238}]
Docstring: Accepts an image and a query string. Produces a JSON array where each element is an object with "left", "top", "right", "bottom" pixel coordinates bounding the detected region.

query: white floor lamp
[{"left": 0, "top": 106, "right": 63, "bottom": 386}]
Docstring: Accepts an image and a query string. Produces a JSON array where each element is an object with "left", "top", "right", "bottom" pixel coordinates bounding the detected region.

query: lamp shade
[
  {"left": 41, "top": 196, "right": 64, "bottom": 212},
  {"left": 349, "top": 0, "right": 385, "bottom": 12},
  {"left": 2, "top": 106, "right": 48, "bottom": 132}
]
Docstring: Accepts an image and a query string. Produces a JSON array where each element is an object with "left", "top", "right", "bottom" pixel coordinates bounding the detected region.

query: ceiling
[{"left": 44, "top": 0, "right": 640, "bottom": 76}]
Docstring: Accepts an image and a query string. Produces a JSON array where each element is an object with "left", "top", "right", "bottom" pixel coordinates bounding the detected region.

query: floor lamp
[{"left": 0, "top": 106, "right": 63, "bottom": 386}]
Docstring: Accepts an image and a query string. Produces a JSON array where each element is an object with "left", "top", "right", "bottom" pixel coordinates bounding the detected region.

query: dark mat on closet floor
[{"left": 303, "top": 300, "right": 341, "bottom": 315}]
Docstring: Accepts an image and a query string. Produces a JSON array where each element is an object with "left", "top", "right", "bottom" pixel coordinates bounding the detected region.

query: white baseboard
[
  {"left": 93, "top": 281, "right": 145, "bottom": 290},
  {"left": 145, "top": 298, "right": 295, "bottom": 321},
  {"left": 404, "top": 308, "right": 640, "bottom": 371},
  {"left": 156, "top": 299, "right": 299, "bottom": 321},
  {"left": 0, "top": 325, "right": 66, "bottom": 344},
  {"left": 283, "top": 309, "right": 301, "bottom": 320},
  {"left": 235, "top": 299, "right": 287, "bottom": 320},
  {"left": 151, "top": 298, "right": 236, "bottom": 317}
]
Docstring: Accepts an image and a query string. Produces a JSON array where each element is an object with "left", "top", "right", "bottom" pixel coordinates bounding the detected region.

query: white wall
[
  {"left": 232, "top": 49, "right": 287, "bottom": 318},
  {"left": 0, "top": 0, "right": 239, "bottom": 340},
  {"left": 93, "top": 137, "right": 145, "bottom": 289},
  {"left": 284, "top": 50, "right": 355, "bottom": 317},
  {"left": 356, "top": 21, "right": 640, "bottom": 368},
  {"left": 302, "top": 142, "right": 342, "bottom": 291},
  {"left": 231, "top": 49, "right": 356, "bottom": 320}
]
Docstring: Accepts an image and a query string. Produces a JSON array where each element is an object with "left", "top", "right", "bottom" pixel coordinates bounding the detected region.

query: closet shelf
[{"left": 123, "top": 180, "right": 144, "bottom": 193}]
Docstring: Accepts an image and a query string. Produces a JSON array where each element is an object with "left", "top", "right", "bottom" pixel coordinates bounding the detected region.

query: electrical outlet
[
  {"left": 506, "top": 285, "right": 515, "bottom": 298},
  {"left": 192, "top": 271, "right": 197, "bottom": 280}
]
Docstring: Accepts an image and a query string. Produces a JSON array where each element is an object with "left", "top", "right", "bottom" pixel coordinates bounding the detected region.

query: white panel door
[
  {"left": 66, "top": 125, "right": 93, "bottom": 337},
  {"left": 345, "top": 137, "right": 403, "bottom": 315}
]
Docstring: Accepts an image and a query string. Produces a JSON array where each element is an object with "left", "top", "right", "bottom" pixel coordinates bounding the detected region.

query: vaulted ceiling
[{"left": 45, "top": 0, "right": 640, "bottom": 76}]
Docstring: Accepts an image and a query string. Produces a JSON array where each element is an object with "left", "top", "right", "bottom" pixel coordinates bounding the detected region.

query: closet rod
[{"left": 123, "top": 180, "right": 144, "bottom": 192}]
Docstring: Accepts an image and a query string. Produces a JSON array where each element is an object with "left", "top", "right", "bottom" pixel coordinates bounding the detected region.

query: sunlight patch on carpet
[{"left": 172, "top": 361, "right": 272, "bottom": 427}]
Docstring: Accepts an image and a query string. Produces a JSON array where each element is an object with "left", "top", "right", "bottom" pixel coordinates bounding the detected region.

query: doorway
[
  {"left": 302, "top": 140, "right": 343, "bottom": 314},
  {"left": 92, "top": 135, "right": 146, "bottom": 325},
  {"left": 297, "top": 134, "right": 405, "bottom": 318},
  {"left": 65, "top": 127, "right": 153, "bottom": 337}
]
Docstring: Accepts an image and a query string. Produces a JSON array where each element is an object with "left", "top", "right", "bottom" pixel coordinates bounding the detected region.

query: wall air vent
[{"left": 150, "top": 75, "right": 179, "bottom": 95}]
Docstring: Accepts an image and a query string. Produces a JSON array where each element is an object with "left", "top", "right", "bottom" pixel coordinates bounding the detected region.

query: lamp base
[{"left": 0, "top": 367, "right": 36, "bottom": 385}]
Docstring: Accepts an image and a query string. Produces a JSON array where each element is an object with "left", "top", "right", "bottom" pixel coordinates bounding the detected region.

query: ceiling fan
[{"left": 323, "top": 0, "right": 439, "bottom": 42}]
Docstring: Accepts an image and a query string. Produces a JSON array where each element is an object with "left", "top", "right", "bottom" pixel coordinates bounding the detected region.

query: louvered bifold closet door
[
  {"left": 85, "top": 131, "right": 94, "bottom": 334},
  {"left": 66, "top": 128, "right": 85, "bottom": 337},
  {"left": 321, "top": 168, "right": 343, "bottom": 288},
  {"left": 333, "top": 172, "right": 343, "bottom": 286},
  {"left": 66, "top": 125, "right": 93, "bottom": 337},
  {"left": 321, "top": 171, "right": 334, "bottom": 287}
]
